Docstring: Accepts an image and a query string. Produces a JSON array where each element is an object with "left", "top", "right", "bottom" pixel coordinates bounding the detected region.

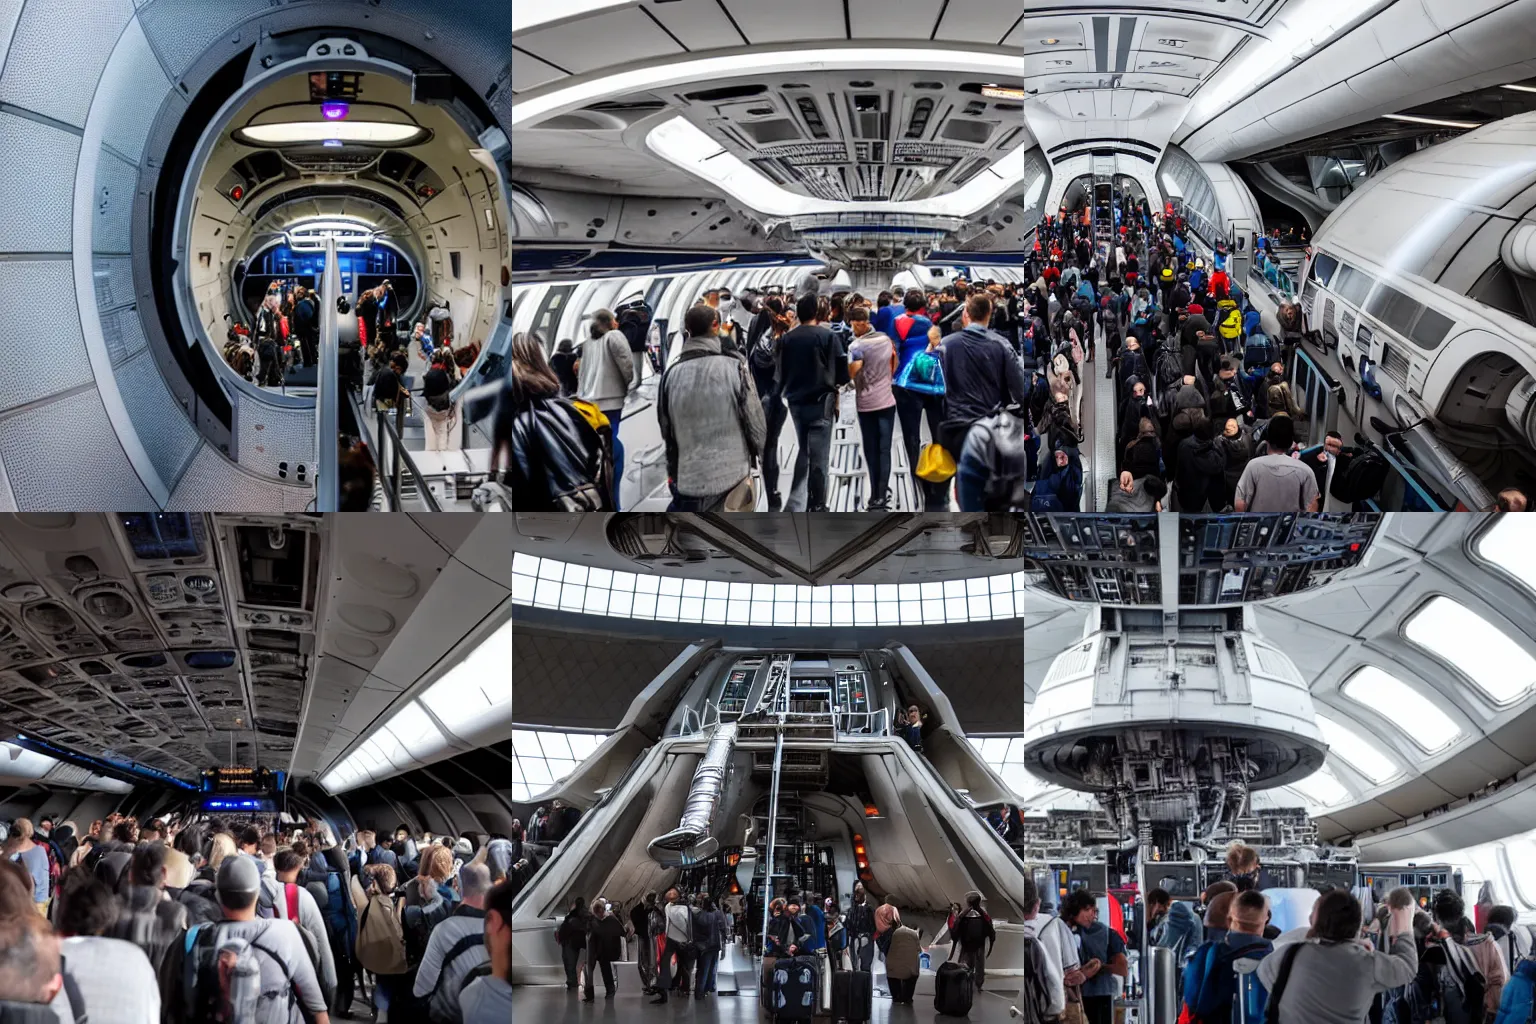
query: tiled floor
[{"left": 510, "top": 982, "right": 1024, "bottom": 1023}]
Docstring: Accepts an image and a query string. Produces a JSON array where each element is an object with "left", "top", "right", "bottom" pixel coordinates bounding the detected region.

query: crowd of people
[
  {"left": 1020, "top": 841, "right": 1536, "bottom": 1024},
  {"left": 547, "top": 876, "right": 1000, "bottom": 1011},
  {"left": 499, "top": 274, "right": 1032, "bottom": 512},
  {"left": 0, "top": 812, "right": 515, "bottom": 1024}
]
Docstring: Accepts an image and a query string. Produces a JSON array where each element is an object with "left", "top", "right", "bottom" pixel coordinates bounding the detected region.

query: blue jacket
[
  {"left": 1181, "top": 934, "right": 1273, "bottom": 1024},
  {"left": 1493, "top": 957, "right": 1536, "bottom": 1024},
  {"left": 1030, "top": 447, "right": 1082, "bottom": 512},
  {"left": 806, "top": 904, "right": 827, "bottom": 951},
  {"left": 1154, "top": 900, "right": 1204, "bottom": 956}
]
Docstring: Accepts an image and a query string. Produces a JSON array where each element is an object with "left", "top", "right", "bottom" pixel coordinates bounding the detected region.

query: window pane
[
  {"left": 512, "top": 730, "right": 544, "bottom": 757},
  {"left": 587, "top": 567, "right": 612, "bottom": 590},
  {"left": 512, "top": 573, "right": 536, "bottom": 604},
  {"left": 563, "top": 564, "right": 588, "bottom": 586},
  {"left": 537, "top": 559, "right": 564, "bottom": 581},
  {"left": 1316, "top": 715, "right": 1397, "bottom": 784},
  {"left": 1291, "top": 766, "right": 1348, "bottom": 807},
  {"left": 539, "top": 732, "right": 572, "bottom": 759},
  {"left": 1404, "top": 596, "right": 1536, "bottom": 703},
  {"left": 1340, "top": 666, "right": 1460, "bottom": 752},
  {"left": 513, "top": 552, "right": 540, "bottom": 576},
  {"left": 1477, "top": 516, "right": 1536, "bottom": 595}
]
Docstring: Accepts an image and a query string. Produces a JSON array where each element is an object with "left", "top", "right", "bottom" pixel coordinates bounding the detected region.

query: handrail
[
  {"left": 371, "top": 392, "right": 443, "bottom": 511},
  {"left": 344, "top": 388, "right": 391, "bottom": 511}
]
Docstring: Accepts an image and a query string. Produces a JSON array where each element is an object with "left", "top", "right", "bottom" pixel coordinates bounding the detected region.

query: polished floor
[{"left": 510, "top": 982, "right": 1024, "bottom": 1023}]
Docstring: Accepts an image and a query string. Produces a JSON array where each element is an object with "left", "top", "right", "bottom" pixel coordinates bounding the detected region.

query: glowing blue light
[
  {"left": 322, "top": 101, "right": 349, "bottom": 121},
  {"left": 323, "top": 139, "right": 343, "bottom": 148}
]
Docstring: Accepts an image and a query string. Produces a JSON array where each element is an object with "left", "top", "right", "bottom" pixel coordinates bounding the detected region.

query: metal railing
[
  {"left": 680, "top": 700, "right": 891, "bottom": 738},
  {"left": 1296, "top": 441, "right": 1450, "bottom": 512},
  {"left": 350, "top": 386, "right": 442, "bottom": 511},
  {"left": 1287, "top": 344, "right": 1342, "bottom": 447}
]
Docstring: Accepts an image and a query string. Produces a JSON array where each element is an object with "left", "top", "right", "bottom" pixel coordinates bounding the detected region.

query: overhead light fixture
[
  {"left": 1382, "top": 113, "right": 1482, "bottom": 129},
  {"left": 1502, "top": 83, "right": 1536, "bottom": 94},
  {"left": 1041, "top": 38, "right": 1060, "bottom": 45},
  {"left": 233, "top": 120, "right": 431, "bottom": 146},
  {"left": 321, "top": 101, "right": 349, "bottom": 120},
  {"left": 981, "top": 85, "right": 1027, "bottom": 100}
]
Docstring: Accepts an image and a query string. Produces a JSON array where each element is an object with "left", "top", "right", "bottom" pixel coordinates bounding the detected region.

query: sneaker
[{"left": 649, "top": 994, "right": 668, "bottom": 1005}]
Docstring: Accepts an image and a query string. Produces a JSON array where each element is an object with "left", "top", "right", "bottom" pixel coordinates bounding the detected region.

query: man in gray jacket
[
  {"left": 413, "top": 864, "right": 492, "bottom": 1023},
  {"left": 657, "top": 304, "right": 767, "bottom": 511},
  {"left": 578, "top": 308, "right": 636, "bottom": 507}
]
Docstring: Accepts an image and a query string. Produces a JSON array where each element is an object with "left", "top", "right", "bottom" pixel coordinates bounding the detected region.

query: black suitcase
[
  {"left": 831, "top": 970, "right": 873, "bottom": 1023},
  {"left": 934, "top": 961, "right": 974, "bottom": 1017},
  {"left": 768, "top": 955, "right": 819, "bottom": 1020}
]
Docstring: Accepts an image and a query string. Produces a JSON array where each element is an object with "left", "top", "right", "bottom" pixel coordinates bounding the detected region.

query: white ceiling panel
[
  {"left": 516, "top": 7, "right": 685, "bottom": 75},
  {"left": 512, "top": 48, "right": 568, "bottom": 92},
  {"left": 1019, "top": 21, "right": 1088, "bottom": 53},
  {"left": 935, "top": 0, "right": 1025, "bottom": 46},
  {"left": 724, "top": 0, "right": 848, "bottom": 44},
  {"left": 646, "top": 0, "right": 748, "bottom": 50},
  {"left": 848, "top": 0, "right": 946, "bottom": 40}
]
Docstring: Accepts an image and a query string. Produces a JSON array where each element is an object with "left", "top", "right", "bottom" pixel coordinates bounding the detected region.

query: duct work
[{"left": 647, "top": 721, "right": 739, "bottom": 867}]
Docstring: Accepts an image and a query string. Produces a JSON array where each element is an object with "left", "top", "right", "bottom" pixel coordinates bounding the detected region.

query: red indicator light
[
  {"left": 1349, "top": 543, "right": 1360, "bottom": 552},
  {"left": 230, "top": 185, "right": 244, "bottom": 201}
]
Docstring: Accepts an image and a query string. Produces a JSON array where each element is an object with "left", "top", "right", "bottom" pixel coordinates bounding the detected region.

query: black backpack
[
  {"left": 1018, "top": 935, "right": 1053, "bottom": 1024},
  {"left": 1330, "top": 447, "right": 1389, "bottom": 503},
  {"left": 954, "top": 910, "right": 990, "bottom": 950}
]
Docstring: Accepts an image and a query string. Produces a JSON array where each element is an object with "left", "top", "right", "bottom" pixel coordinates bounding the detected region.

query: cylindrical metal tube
[{"left": 1149, "top": 946, "right": 1179, "bottom": 1024}]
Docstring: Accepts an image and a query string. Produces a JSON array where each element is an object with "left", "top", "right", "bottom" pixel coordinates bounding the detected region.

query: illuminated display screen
[{"left": 202, "top": 797, "right": 275, "bottom": 812}]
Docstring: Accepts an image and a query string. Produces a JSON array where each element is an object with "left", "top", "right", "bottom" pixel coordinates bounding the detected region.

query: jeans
[
  {"left": 668, "top": 489, "right": 731, "bottom": 512},
  {"left": 787, "top": 394, "right": 836, "bottom": 511},
  {"left": 759, "top": 384, "right": 788, "bottom": 501},
  {"left": 893, "top": 385, "right": 944, "bottom": 483},
  {"left": 696, "top": 945, "right": 720, "bottom": 992},
  {"left": 606, "top": 408, "right": 625, "bottom": 509},
  {"left": 956, "top": 460, "right": 988, "bottom": 512},
  {"left": 852, "top": 935, "right": 875, "bottom": 973},
  {"left": 857, "top": 405, "right": 896, "bottom": 508}
]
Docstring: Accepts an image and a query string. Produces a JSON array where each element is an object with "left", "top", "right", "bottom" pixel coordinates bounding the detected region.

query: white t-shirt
[{"left": 1022, "top": 914, "right": 1080, "bottom": 1015}]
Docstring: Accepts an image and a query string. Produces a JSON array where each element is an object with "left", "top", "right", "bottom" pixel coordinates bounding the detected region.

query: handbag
[
  {"left": 895, "top": 349, "right": 946, "bottom": 395},
  {"left": 723, "top": 475, "right": 756, "bottom": 512},
  {"left": 1058, "top": 982, "right": 1086, "bottom": 1024}
]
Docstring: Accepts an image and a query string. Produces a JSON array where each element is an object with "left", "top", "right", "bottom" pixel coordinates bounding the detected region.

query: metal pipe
[
  {"left": 316, "top": 235, "right": 340, "bottom": 510},
  {"left": 647, "top": 721, "right": 738, "bottom": 867},
  {"left": 759, "top": 727, "right": 784, "bottom": 966}
]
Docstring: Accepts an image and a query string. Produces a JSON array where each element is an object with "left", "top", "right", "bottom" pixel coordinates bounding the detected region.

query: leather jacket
[{"left": 506, "top": 393, "right": 612, "bottom": 511}]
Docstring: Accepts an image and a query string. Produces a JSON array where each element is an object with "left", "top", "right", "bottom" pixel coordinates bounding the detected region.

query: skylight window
[
  {"left": 512, "top": 728, "right": 610, "bottom": 802},
  {"left": 512, "top": 555, "right": 1024, "bottom": 626},
  {"left": 1476, "top": 515, "right": 1536, "bottom": 595},
  {"left": 233, "top": 121, "right": 429, "bottom": 146},
  {"left": 420, "top": 621, "right": 512, "bottom": 736},
  {"left": 968, "top": 735, "right": 1027, "bottom": 802},
  {"left": 1290, "top": 765, "right": 1350, "bottom": 808},
  {"left": 1316, "top": 714, "right": 1398, "bottom": 784},
  {"left": 1404, "top": 596, "right": 1536, "bottom": 704},
  {"left": 1340, "top": 666, "right": 1461, "bottom": 752}
]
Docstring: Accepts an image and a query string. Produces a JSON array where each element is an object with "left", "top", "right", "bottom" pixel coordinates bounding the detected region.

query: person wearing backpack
[
  {"left": 1180, "top": 891, "right": 1272, "bottom": 1024},
  {"left": 412, "top": 864, "right": 492, "bottom": 1022},
  {"left": 355, "top": 863, "right": 410, "bottom": 1019},
  {"left": 1437, "top": 890, "right": 1507, "bottom": 1018},
  {"left": 657, "top": 303, "right": 767, "bottom": 512},
  {"left": 498, "top": 333, "right": 614, "bottom": 511},
  {"left": 272, "top": 850, "right": 337, "bottom": 1009},
  {"left": 1258, "top": 888, "right": 1416, "bottom": 1024},
  {"left": 110, "top": 842, "right": 189, "bottom": 984},
  {"left": 167, "top": 854, "right": 329, "bottom": 1024},
  {"left": 1486, "top": 906, "right": 1533, "bottom": 978},
  {"left": 890, "top": 289, "right": 942, "bottom": 497},
  {"left": 50, "top": 869, "right": 162, "bottom": 1024},
  {"left": 951, "top": 892, "right": 997, "bottom": 992}
]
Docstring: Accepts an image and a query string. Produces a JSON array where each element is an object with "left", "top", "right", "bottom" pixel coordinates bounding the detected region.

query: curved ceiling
[{"left": 1022, "top": 512, "right": 1536, "bottom": 854}]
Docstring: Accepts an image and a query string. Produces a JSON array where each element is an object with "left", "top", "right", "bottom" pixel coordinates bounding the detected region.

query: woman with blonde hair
[
  {"left": 3, "top": 817, "right": 49, "bottom": 914},
  {"left": 207, "top": 832, "right": 237, "bottom": 874}
]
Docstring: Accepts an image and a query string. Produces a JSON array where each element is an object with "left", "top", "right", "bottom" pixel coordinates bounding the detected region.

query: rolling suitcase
[
  {"left": 934, "top": 961, "right": 974, "bottom": 1017},
  {"left": 768, "top": 955, "right": 819, "bottom": 1021},
  {"left": 831, "top": 970, "right": 873, "bottom": 1023}
]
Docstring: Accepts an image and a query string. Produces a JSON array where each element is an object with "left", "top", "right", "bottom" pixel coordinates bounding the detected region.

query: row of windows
[
  {"left": 1308, "top": 249, "right": 1455, "bottom": 350},
  {"left": 512, "top": 554, "right": 1028, "bottom": 625}
]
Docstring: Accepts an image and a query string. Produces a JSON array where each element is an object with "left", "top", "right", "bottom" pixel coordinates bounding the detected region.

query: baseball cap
[{"left": 217, "top": 854, "right": 261, "bottom": 897}]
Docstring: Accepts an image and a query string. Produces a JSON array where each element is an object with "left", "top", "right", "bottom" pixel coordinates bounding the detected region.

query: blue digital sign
[{"left": 203, "top": 798, "right": 273, "bottom": 812}]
